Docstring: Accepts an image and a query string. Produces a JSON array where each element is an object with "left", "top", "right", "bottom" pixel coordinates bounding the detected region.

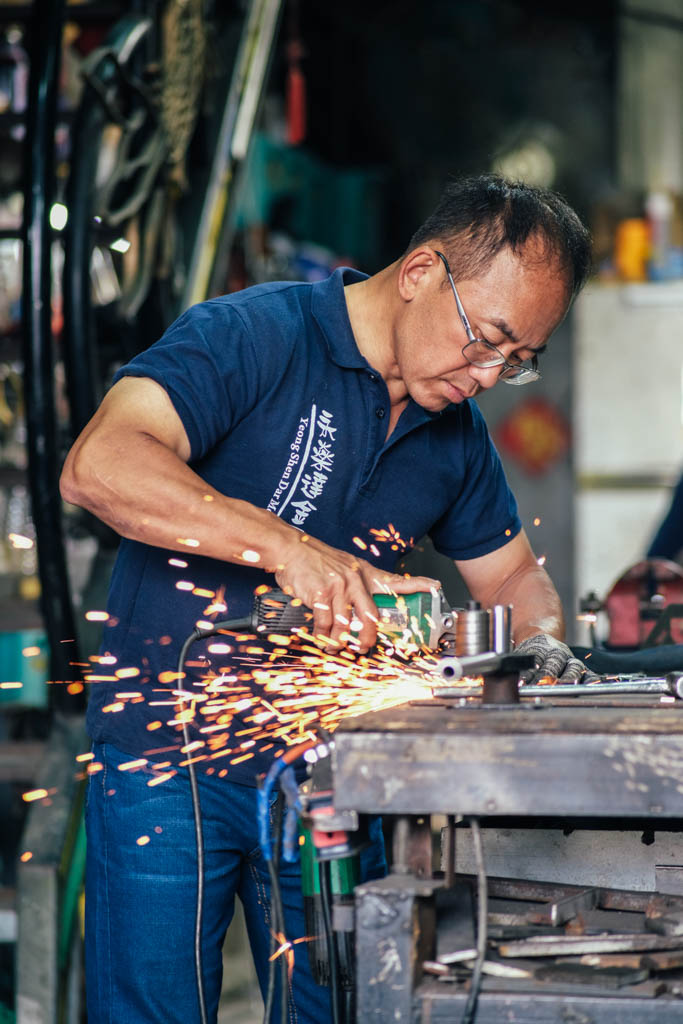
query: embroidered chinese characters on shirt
[{"left": 267, "top": 405, "right": 337, "bottom": 527}]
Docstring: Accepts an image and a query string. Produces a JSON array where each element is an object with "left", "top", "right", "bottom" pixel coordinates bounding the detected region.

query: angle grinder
[{"left": 251, "top": 586, "right": 457, "bottom": 649}]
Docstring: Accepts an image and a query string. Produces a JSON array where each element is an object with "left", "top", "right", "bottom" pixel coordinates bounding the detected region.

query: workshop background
[{"left": 1, "top": 0, "right": 683, "bottom": 1021}]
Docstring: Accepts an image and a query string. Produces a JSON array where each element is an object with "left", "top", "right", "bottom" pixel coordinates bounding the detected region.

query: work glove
[{"left": 515, "top": 633, "right": 600, "bottom": 685}]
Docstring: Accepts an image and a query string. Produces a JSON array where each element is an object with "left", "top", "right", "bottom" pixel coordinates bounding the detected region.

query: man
[
  {"left": 60, "top": 174, "right": 592, "bottom": 1023},
  {"left": 647, "top": 469, "right": 683, "bottom": 564}
]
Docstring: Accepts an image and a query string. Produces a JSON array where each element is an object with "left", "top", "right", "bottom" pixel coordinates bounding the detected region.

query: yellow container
[{"left": 614, "top": 217, "right": 649, "bottom": 282}]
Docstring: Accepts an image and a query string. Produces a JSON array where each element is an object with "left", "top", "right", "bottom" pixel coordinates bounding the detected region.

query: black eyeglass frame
[{"left": 434, "top": 250, "right": 541, "bottom": 385}]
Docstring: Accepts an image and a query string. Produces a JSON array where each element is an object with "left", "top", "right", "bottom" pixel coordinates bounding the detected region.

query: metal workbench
[{"left": 330, "top": 696, "right": 683, "bottom": 1021}]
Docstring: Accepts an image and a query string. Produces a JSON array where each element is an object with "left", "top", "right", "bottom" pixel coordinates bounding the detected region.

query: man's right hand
[{"left": 274, "top": 531, "right": 440, "bottom": 653}]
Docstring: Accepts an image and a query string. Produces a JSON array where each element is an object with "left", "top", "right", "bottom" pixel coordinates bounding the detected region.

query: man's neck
[{"left": 344, "top": 263, "right": 408, "bottom": 411}]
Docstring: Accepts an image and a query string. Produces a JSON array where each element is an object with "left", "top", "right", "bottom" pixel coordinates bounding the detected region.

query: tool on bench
[
  {"left": 519, "top": 671, "right": 683, "bottom": 700},
  {"left": 434, "top": 670, "right": 683, "bottom": 701}
]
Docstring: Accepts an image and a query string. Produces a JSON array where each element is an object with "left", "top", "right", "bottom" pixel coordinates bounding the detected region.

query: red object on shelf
[{"left": 287, "top": 40, "right": 306, "bottom": 146}]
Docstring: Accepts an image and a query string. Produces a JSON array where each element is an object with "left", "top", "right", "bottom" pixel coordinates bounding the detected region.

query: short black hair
[{"left": 407, "top": 174, "right": 592, "bottom": 300}]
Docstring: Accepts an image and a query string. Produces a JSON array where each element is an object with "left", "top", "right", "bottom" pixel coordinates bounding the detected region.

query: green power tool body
[{"left": 252, "top": 587, "right": 455, "bottom": 650}]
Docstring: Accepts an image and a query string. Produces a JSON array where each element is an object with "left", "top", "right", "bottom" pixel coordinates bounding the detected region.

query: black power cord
[
  {"left": 176, "top": 615, "right": 251, "bottom": 1024},
  {"left": 263, "top": 791, "right": 288, "bottom": 1024}
]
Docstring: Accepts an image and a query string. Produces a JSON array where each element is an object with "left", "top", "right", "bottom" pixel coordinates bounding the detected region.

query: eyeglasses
[{"left": 434, "top": 250, "right": 541, "bottom": 385}]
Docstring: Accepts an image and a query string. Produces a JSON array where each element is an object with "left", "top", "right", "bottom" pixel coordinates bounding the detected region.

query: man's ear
[{"left": 398, "top": 246, "right": 440, "bottom": 301}]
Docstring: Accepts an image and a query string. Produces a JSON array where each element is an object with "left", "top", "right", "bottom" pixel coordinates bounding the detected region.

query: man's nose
[{"left": 467, "top": 363, "right": 502, "bottom": 390}]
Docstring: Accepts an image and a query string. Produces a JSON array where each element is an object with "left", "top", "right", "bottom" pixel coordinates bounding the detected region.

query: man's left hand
[{"left": 515, "top": 634, "right": 600, "bottom": 685}]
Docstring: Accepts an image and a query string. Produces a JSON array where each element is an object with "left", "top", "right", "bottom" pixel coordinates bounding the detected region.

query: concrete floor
[{"left": 218, "top": 902, "right": 263, "bottom": 1024}]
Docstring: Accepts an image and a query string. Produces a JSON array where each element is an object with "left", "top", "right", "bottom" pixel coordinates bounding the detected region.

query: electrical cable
[
  {"left": 265, "top": 854, "right": 289, "bottom": 1024},
  {"left": 461, "top": 817, "right": 487, "bottom": 1024},
  {"left": 176, "top": 615, "right": 252, "bottom": 1024},
  {"left": 319, "top": 859, "right": 342, "bottom": 1024},
  {"left": 264, "top": 791, "right": 284, "bottom": 1024},
  {"left": 258, "top": 740, "right": 316, "bottom": 1024}
]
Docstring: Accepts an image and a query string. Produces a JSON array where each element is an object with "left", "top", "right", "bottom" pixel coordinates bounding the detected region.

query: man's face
[{"left": 393, "top": 240, "right": 570, "bottom": 411}]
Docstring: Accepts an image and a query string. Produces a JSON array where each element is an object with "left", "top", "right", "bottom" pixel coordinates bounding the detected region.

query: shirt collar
[{"left": 311, "top": 266, "right": 371, "bottom": 369}]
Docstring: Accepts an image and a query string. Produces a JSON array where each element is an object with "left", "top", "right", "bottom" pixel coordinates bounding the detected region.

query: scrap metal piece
[
  {"left": 438, "top": 948, "right": 478, "bottom": 965},
  {"left": 647, "top": 916, "right": 683, "bottom": 937},
  {"left": 423, "top": 960, "right": 450, "bottom": 976},
  {"left": 644, "top": 950, "right": 683, "bottom": 971},
  {"left": 528, "top": 887, "right": 599, "bottom": 927},
  {"left": 432, "top": 951, "right": 533, "bottom": 979},
  {"left": 499, "top": 932, "right": 683, "bottom": 958},
  {"left": 577, "top": 950, "right": 683, "bottom": 972},
  {"left": 534, "top": 962, "right": 650, "bottom": 988},
  {"left": 466, "top": 959, "right": 532, "bottom": 979}
]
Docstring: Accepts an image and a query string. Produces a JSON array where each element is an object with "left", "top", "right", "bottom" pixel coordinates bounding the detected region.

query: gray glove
[{"left": 515, "top": 633, "right": 600, "bottom": 685}]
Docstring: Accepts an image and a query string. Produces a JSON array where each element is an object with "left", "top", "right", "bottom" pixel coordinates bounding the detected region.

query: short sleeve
[
  {"left": 429, "top": 402, "right": 521, "bottom": 560},
  {"left": 113, "top": 301, "right": 261, "bottom": 462}
]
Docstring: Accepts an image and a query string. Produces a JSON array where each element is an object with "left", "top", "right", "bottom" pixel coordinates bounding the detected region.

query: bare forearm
[
  {"left": 491, "top": 565, "right": 565, "bottom": 643},
  {"left": 60, "top": 431, "right": 296, "bottom": 571}
]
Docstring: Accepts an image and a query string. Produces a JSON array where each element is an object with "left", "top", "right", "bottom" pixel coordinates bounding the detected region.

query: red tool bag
[{"left": 605, "top": 558, "right": 683, "bottom": 648}]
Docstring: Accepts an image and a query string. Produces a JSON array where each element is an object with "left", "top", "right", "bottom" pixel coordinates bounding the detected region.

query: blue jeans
[{"left": 85, "top": 742, "right": 386, "bottom": 1023}]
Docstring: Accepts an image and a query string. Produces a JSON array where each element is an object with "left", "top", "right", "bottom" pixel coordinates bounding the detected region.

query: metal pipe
[
  {"left": 491, "top": 604, "right": 512, "bottom": 654},
  {"left": 519, "top": 674, "right": 683, "bottom": 699}
]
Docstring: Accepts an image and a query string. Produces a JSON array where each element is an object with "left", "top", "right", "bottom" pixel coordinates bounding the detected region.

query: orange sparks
[
  {"left": 176, "top": 538, "right": 200, "bottom": 548},
  {"left": 230, "top": 752, "right": 255, "bottom": 765},
  {"left": 136, "top": 835, "right": 150, "bottom": 846},
  {"left": 9, "top": 532, "right": 33, "bottom": 549},
  {"left": 118, "top": 759, "right": 148, "bottom": 771},
  {"left": 22, "top": 646, "right": 41, "bottom": 657},
  {"left": 158, "top": 671, "right": 184, "bottom": 685},
  {"left": 352, "top": 537, "right": 368, "bottom": 550},
  {"left": 208, "top": 643, "right": 232, "bottom": 655},
  {"left": 169, "top": 558, "right": 188, "bottom": 568},
  {"left": 22, "top": 788, "right": 48, "bottom": 803},
  {"left": 20, "top": 851, "right": 32, "bottom": 862},
  {"left": 147, "top": 772, "right": 175, "bottom": 787},
  {"left": 85, "top": 610, "right": 109, "bottom": 622},
  {"left": 146, "top": 721, "right": 163, "bottom": 731},
  {"left": 116, "top": 666, "right": 140, "bottom": 679},
  {"left": 269, "top": 932, "right": 296, "bottom": 978}
]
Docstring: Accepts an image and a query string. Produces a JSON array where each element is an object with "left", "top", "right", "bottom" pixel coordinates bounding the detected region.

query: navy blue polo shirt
[{"left": 86, "top": 267, "right": 521, "bottom": 785}]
